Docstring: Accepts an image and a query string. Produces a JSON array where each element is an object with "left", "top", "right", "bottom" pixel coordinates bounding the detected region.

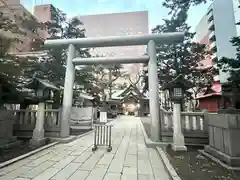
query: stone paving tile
[
  {"left": 124, "top": 154, "right": 137, "bottom": 167},
  {"left": 74, "top": 151, "right": 93, "bottom": 163},
  {"left": 138, "top": 174, "right": 155, "bottom": 180},
  {"left": 52, "top": 155, "right": 76, "bottom": 169},
  {"left": 79, "top": 150, "right": 105, "bottom": 171},
  {"left": 138, "top": 159, "right": 153, "bottom": 175},
  {"left": 68, "top": 170, "right": 90, "bottom": 180},
  {"left": 70, "top": 148, "right": 86, "bottom": 156},
  {"left": 0, "top": 159, "right": 32, "bottom": 175},
  {"left": 26, "top": 152, "right": 56, "bottom": 167},
  {"left": 0, "top": 166, "right": 33, "bottom": 180},
  {"left": 97, "top": 153, "right": 114, "bottom": 165},
  {"left": 0, "top": 116, "right": 170, "bottom": 180},
  {"left": 27, "top": 149, "right": 52, "bottom": 161},
  {"left": 50, "top": 162, "right": 82, "bottom": 180},
  {"left": 122, "top": 167, "right": 137, "bottom": 175},
  {"left": 19, "top": 161, "right": 56, "bottom": 179},
  {"left": 103, "top": 172, "right": 121, "bottom": 180},
  {"left": 148, "top": 148, "right": 171, "bottom": 180},
  {"left": 32, "top": 168, "right": 60, "bottom": 180},
  {"left": 121, "top": 173, "right": 138, "bottom": 180},
  {"left": 48, "top": 151, "right": 70, "bottom": 162},
  {"left": 85, "top": 164, "right": 108, "bottom": 180}
]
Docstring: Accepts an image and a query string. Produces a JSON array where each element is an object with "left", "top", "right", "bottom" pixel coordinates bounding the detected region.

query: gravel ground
[
  {"left": 166, "top": 146, "right": 240, "bottom": 180},
  {"left": 0, "top": 139, "right": 39, "bottom": 163}
]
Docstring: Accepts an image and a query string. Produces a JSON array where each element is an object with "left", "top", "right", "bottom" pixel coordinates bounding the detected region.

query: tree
[
  {"left": 217, "top": 19, "right": 240, "bottom": 85},
  {"left": 143, "top": 10, "right": 213, "bottom": 110},
  {"left": 162, "top": 0, "right": 209, "bottom": 16},
  {"left": 23, "top": 7, "right": 94, "bottom": 86},
  {"left": 93, "top": 64, "right": 124, "bottom": 99},
  {"left": 0, "top": 8, "right": 41, "bottom": 105}
]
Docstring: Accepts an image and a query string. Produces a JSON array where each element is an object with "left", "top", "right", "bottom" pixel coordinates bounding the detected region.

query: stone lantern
[
  {"left": 24, "top": 78, "right": 59, "bottom": 147},
  {"left": 220, "top": 83, "right": 240, "bottom": 113},
  {"left": 162, "top": 74, "right": 192, "bottom": 151}
]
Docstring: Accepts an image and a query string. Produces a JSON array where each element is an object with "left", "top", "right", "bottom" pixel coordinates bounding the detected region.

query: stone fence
[
  {"left": 11, "top": 109, "right": 61, "bottom": 138},
  {"left": 10, "top": 107, "right": 210, "bottom": 146},
  {"left": 159, "top": 108, "right": 209, "bottom": 145}
]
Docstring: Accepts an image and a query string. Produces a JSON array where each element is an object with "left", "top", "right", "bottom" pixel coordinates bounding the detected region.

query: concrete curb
[
  {"left": 156, "top": 147, "right": 182, "bottom": 180},
  {"left": 139, "top": 119, "right": 181, "bottom": 180},
  {"left": 0, "top": 142, "right": 58, "bottom": 169},
  {"left": 199, "top": 150, "right": 240, "bottom": 171},
  {"left": 139, "top": 119, "right": 169, "bottom": 149},
  {"left": 76, "top": 130, "right": 94, "bottom": 139},
  {"left": 50, "top": 129, "right": 94, "bottom": 144}
]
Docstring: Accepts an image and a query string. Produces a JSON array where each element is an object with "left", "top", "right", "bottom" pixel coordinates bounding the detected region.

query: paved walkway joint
[{"left": 0, "top": 116, "right": 170, "bottom": 180}]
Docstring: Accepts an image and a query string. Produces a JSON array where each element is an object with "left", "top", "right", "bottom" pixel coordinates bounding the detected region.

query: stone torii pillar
[
  {"left": 60, "top": 44, "right": 76, "bottom": 137},
  {"left": 148, "top": 40, "right": 160, "bottom": 141}
]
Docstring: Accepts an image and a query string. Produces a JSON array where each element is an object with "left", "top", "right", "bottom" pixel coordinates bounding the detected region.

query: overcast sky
[{"left": 21, "top": 0, "right": 212, "bottom": 32}]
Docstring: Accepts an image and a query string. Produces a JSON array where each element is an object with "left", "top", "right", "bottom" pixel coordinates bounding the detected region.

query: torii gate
[{"left": 44, "top": 32, "right": 184, "bottom": 142}]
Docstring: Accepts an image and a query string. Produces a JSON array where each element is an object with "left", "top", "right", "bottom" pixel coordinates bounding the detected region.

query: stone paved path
[{"left": 0, "top": 116, "right": 170, "bottom": 180}]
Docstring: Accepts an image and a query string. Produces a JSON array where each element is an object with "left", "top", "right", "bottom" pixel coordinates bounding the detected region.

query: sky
[{"left": 21, "top": 0, "right": 212, "bottom": 32}]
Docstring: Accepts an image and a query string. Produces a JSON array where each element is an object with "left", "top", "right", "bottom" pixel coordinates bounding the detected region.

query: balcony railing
[
  {"left": 209, "top": 31, "right": 216, "bottom": 41},
  {"left": 210, "top": 41, "right": 217, "bottom": 51},
  {"left": 208, "top": 20, "right": 215, "bottom": 31}
]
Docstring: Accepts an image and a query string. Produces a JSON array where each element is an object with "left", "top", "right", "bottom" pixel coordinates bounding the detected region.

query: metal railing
[{"left": 92, "top": 124, "right": 112, "bottom": 152}]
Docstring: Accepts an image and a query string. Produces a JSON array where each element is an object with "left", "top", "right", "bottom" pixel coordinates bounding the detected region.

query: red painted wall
[
  {"left": 199, "top": 96, "right": 220, "bottom": 112},
  {"left": 199, "top": 96, "right": 232, "bottom": 112}
]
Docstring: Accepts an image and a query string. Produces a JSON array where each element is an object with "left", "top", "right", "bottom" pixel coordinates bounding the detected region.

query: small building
[
  {"left": 197, "top": 81, "right": 222, "bottom": 112},
  {"left": 109, "top": 85, "right": 149, "bottom": 116}
]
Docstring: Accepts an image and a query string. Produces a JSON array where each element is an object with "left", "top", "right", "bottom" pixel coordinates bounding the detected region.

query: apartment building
[
  {"left": 79, "top": 11, "right": 149, "bottom": 86},
  {"left": 195, "top": 0, "right": 240, "bottom": 83},
  {"left": 194, "top": 0, "right": 240, "bottom": 111}
]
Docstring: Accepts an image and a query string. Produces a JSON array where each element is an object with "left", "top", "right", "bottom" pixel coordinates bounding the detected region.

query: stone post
[
  {"left": 61, "top": 44, "right": 76, "bottom": 137},
  {"left": 172, "top": 102, "right": 187, "bottom": 151},
  {"left": 30, "top": 101, "right": 46, "bottom": 147},
  {"left": 148, "top": 40, "right": 161, "bottom": 142}
]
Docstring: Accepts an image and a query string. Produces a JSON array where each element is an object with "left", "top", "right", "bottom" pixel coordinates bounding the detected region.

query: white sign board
[{"left": 100, "top": 112, "right": 107, "bottom": 123}]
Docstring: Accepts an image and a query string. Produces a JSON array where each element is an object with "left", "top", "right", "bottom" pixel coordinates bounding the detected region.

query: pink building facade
[
  {"left": 33, "top": 4, "right": 55, "bottom": 39},
  {"left": 79, "top": 11, "right": 149, "bottom": 76}
]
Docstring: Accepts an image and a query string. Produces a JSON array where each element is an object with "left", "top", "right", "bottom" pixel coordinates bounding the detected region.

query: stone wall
[{"left": 205, "top": 113, "right": 240, "bottom": 167}]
